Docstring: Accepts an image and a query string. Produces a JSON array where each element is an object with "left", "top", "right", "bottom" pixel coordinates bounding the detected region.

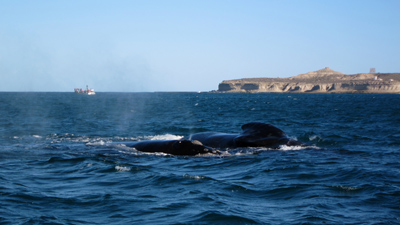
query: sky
[{"left": 0, "top": 0, "right": 399, "bottom": 92}]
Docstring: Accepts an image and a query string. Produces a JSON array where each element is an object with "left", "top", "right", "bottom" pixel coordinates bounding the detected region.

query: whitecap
[
  {"left": 309, "top": 135, "right": 324, "bottom": 142},
  {"left": 233, "top": 152, "right": 252, "bottom": 156},
  {"left": 183, "top": 174, "right": 206, "bottom": 180},
  {"left": 115, "top": 166, "right": 130, "bottom": 172},
  {"left": 278, "top": 145, "right": 305, "bottom": 151},
  {"left": 149, "top": 134, "right": 183, "bottom": 141},
  {"left": 142, "top": 151, "right": 169, "bottom": 156},
  {"left": 279, "top": 145, "right": 320, "bottom": 151},
  {"left": 333, "top": 185, "right": 362, "bottom": 192},
  {"left": 86, "top": 140, "right": 106, "bottom": 146}
]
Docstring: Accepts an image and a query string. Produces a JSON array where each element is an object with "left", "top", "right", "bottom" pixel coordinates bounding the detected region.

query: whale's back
[{"left": 241, "top": 122, "right": 286, "bottom": 137}]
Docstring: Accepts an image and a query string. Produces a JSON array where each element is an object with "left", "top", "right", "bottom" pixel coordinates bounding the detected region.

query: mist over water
[{"left": 0, "top": 92, "right": 399, "bottom": 224}]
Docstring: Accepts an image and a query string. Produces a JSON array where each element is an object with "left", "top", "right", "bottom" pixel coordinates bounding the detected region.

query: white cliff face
[{"left": 216, "top": 68, "right": 400, "bottom": 93}]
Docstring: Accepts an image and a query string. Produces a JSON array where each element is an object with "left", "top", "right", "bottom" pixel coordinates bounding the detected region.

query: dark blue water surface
[{"left": 0, "top": 92, "right": 399, "bottom": 224}]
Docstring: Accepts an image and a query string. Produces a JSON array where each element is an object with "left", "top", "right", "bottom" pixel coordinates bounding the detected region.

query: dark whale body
[
  {"left": 124, "top": 139, "right": 218, "bottom": 156},
  {"left": 187, "top": 122, "right": 303, "bottom": 149},
  {"left": 121, "top": 122, "right": 303, "bottom": 156}
]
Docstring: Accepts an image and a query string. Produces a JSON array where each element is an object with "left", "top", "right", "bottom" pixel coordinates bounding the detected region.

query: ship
[{"left": 74, "top": 85, "right": 96, "bottom": 95}]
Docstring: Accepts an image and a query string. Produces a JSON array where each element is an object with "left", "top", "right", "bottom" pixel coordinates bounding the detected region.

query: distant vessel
[{"left": 74, "top": 85, "right": 96, "bottom": 95}]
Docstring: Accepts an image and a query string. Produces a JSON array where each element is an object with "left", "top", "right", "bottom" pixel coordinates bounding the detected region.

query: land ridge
[{"left": 215, "top": 67, "right": 400, "bottom": 93}]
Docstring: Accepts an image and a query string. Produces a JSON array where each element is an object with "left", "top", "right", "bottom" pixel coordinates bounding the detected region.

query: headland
[{"left": 214, "top": 67, "right": 400, "bottom": 93}]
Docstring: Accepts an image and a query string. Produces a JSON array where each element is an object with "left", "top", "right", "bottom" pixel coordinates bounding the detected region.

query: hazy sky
[{"left": 1, "top": 0, "right": 399, "bottom": 92}]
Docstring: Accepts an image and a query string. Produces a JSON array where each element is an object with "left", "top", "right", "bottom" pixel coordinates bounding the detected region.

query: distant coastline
[{"left": 213, "top": 67, "right": 400, "bottom": 93}]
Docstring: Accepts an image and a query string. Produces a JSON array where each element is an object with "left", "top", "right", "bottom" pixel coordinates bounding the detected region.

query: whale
[
  {"left": 123, "top": 139, "right": 220, "bottom": 156},
  {"left": 186, "top": 122, "right": 304, "bottom": 149},
  {"left": 117, "top": 122, "right": 303, "bottom": 156}
]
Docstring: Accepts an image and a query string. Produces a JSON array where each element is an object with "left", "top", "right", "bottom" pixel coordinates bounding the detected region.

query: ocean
[{"left": 0, "top": 92, "right": 399, "bottom": 224}]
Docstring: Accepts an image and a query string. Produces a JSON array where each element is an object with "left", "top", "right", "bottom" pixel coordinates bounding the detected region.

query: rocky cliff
[{"left": 216, "top": 67, "right": 400, "bottom": 93}]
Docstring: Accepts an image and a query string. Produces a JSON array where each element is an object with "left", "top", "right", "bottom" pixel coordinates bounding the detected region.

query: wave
[{"left": 188, "top": 211, "right": 261, "bottom": 224}]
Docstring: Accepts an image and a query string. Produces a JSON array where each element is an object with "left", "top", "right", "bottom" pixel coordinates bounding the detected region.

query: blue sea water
[{"left": 0, "top": 92, "right": 399, "bottom": 224}]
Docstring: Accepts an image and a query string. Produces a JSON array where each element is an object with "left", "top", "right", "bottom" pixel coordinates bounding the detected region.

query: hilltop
[{"left": 215, "top": 67, "right": 400, "bottom": 93}]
